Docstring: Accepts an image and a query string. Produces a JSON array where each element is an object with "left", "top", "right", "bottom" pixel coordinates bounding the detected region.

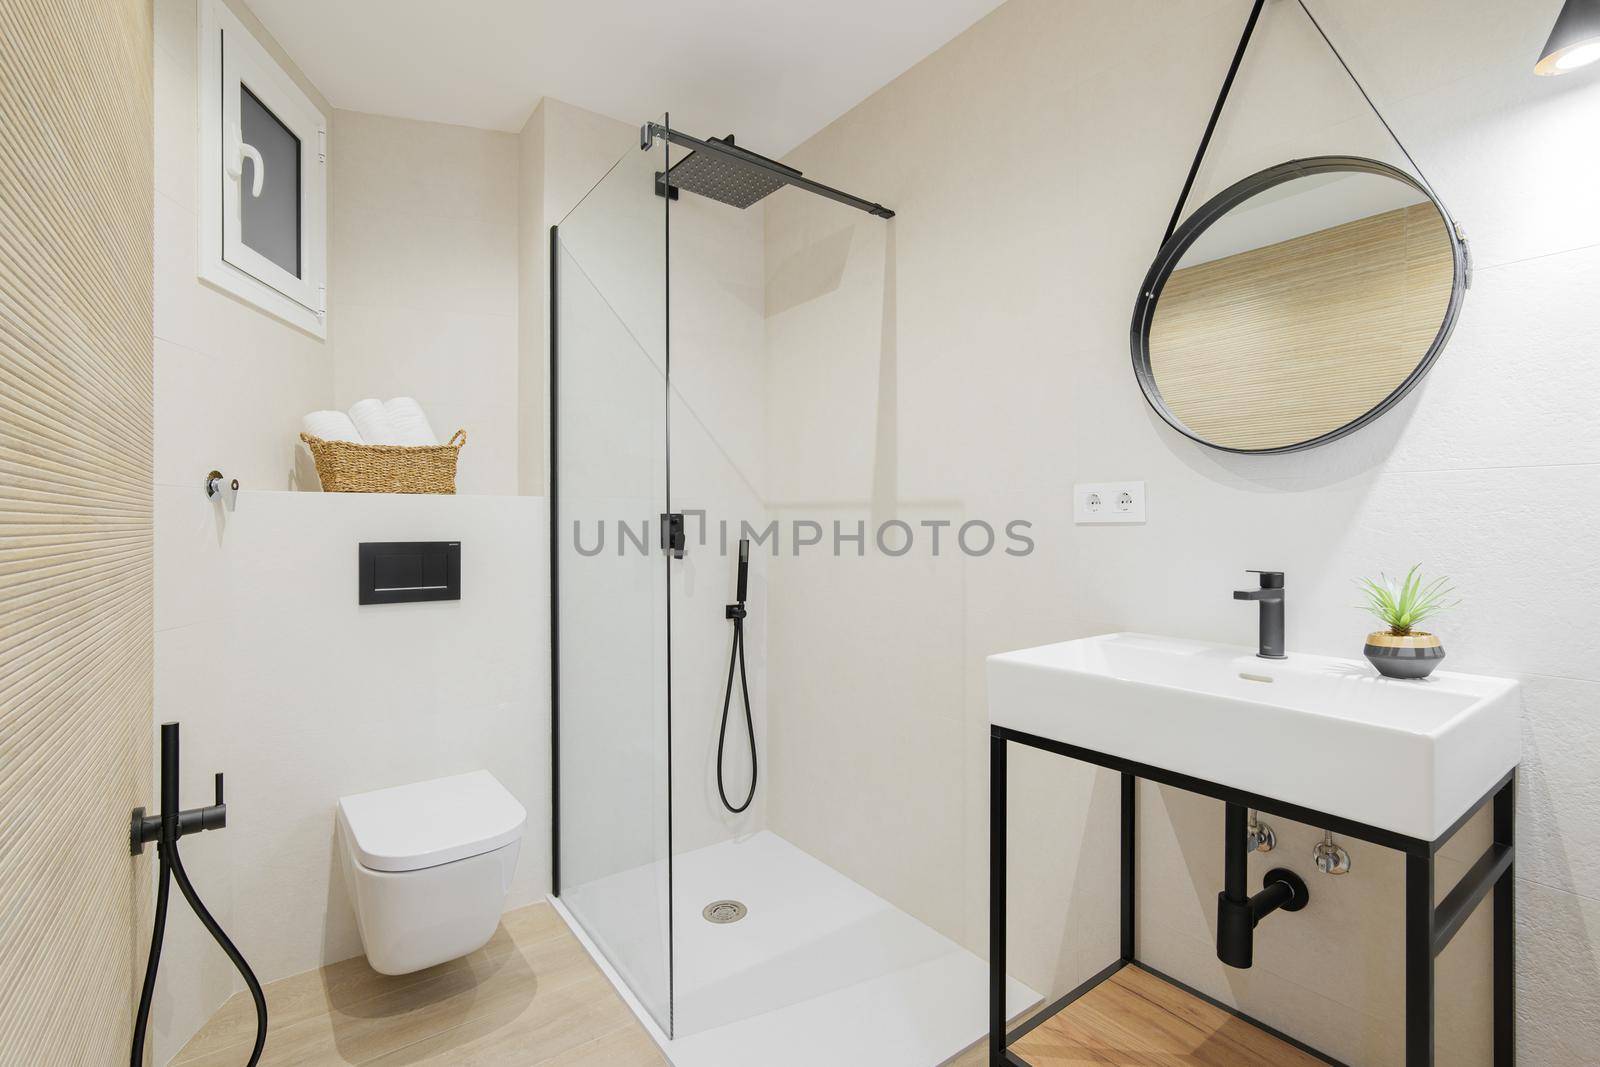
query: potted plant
[{"left": 1358, "top": 565, "right": 1457, "bottom": 679}]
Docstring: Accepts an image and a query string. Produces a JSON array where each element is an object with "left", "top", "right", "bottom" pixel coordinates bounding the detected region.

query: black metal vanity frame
[{"left": 988, "top": 726, "right": 1515, "bottom": 1066}]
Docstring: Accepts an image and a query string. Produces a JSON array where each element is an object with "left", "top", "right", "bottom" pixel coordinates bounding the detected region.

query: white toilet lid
[{"left": 338, "top": 770, "right": 526, "bottom": 872}]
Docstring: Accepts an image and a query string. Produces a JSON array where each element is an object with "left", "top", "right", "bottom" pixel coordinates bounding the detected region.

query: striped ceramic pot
[{"left": 1363, "top": 631, "right": 1445, "bottom": 679}]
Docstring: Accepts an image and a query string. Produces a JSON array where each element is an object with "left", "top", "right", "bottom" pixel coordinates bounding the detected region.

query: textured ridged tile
[{"left": 0, "top": 1, "right": 153, "bottom": 1061}]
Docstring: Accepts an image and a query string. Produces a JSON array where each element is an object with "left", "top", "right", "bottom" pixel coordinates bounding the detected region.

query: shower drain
[{"left": 702, "top": 899, "right": 748, "bottom": 924}]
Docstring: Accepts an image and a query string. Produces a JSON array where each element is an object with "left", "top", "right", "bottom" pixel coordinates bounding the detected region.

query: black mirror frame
[{"left": 1130, "top": 155, "right": 1470, "bottom": 455}]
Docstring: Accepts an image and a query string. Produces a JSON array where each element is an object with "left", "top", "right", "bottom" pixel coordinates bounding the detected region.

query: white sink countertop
[{"left": 986, "top": 633, "right": 1520, "bottom": 842}]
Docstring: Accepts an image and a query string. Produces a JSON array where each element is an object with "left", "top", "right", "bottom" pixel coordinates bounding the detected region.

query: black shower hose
[
  {"left": 130, "top": 837, "right": 267, "bottom": 1067},
  {"left": 716, "top": 611, "right": 757, "bottom": 814}
]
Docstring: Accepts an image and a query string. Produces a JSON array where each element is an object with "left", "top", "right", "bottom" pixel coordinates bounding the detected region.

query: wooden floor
[
  {"left": 176, "top": 908, "right": 1316, "bottom": 1067},
  {"left": 1003, "top": 964, "right": 1324, "bottom": 1067},
  {"left": 173, "top": 902, "right": 666, "bottom": 1066}
]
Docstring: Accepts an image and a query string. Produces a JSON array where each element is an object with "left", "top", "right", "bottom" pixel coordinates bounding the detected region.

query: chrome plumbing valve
[
  {"left": 1314, "top": 830, "right": 1352, "bottom": 875},
  {"left": 1247, "top": 810, "right": 1276, "bottom": 853}
]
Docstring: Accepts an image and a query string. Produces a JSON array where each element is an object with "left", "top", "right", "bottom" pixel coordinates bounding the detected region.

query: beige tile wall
[
  {"left": 0, "top": 0, "right": 154, "bottom": 1060},
  {"left": 516, "top": 97, "right": 642, "bottom": 496},
  {"left": 516, "top": 102, "right": 547, "bottom": 497},
  {"left": 329, "top": 111, "right": 521, "bottom": 495}
]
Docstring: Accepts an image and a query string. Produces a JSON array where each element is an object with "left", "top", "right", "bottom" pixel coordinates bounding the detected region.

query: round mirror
[{"left": 1131, "top": 157, "right": 1468, "bottom": 454}]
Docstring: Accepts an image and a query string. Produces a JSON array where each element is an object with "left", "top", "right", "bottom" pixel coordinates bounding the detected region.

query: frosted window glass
[{"left": 239, "top": 85, "right": 301, "bottom": 278}]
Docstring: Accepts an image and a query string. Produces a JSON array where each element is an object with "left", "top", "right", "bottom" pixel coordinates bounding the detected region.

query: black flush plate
[{"left": 359, "top": 541, "right": 461, "bottom": 605}]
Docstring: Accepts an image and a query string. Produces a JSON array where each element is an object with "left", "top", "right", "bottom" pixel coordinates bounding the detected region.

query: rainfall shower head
[
  {"left": 643, "top": 122, "right": 894, "bottom": 218},
  {"left": 661, "top": 135, "right": 802, "bottom": 209}
]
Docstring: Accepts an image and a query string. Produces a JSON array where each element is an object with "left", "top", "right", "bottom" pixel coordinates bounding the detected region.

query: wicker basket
[{"left": 299, "top": 430, "right": 466, "bottom": 494}]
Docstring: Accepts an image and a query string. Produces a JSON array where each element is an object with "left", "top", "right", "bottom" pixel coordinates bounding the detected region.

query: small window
[
  {"left": 238, "top": 86, "right": 302, "bottom": 277},
  {"left": 198, "top": 0, "right": 327, "bottom": 337}
]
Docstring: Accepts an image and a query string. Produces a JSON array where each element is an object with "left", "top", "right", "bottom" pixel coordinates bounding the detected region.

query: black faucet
[{"left": 1233, "top": 570, "right": 1286, "bottom": 659}]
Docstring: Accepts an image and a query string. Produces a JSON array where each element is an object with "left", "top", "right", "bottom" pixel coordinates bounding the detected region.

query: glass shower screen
[{"left": 552, "top": 122, "right": 673, "bottom": 1034}]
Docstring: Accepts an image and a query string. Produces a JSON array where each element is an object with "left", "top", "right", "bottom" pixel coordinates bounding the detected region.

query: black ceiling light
[{"left": 1537, "top": 0, "right": 1600, "bottom": 75}]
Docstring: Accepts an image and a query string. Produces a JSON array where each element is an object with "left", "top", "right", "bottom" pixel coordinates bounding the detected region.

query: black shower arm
[{"left": 641, "top": 122, "right": 895, "bottom": 219}]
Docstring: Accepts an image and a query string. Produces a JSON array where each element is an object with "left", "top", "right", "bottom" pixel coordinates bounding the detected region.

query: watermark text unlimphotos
[{"left": 571, "top": 511, "right": 1034, "bottom": 558}]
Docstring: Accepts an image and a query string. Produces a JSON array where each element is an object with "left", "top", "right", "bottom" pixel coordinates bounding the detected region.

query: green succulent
[{"left": 1357, "top": 564, "right": 1458, "bottom": 637}]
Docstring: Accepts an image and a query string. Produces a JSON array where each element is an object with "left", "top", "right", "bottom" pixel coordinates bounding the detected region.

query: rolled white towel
[
  {"left": 348, "top": 398, "right": 397, "bottom": 445},
  {"left": 302, "top": 410, "right": 363, "bottom": 443},
  {"left": 383, "top": 397, "right": 438, "bottom": 446}
]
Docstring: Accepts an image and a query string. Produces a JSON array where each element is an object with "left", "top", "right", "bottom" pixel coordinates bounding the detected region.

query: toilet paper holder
[{"left": 205, "top": 470, "right": 239, "bottom": 511}]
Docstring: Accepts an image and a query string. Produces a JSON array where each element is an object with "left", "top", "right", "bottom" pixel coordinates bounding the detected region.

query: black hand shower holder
[
  {"left": 716, "top": 539, "right": 758, "bottom": 814},
  {"left": 129, "top": 722, "right": 267, "bottom": 1066}
]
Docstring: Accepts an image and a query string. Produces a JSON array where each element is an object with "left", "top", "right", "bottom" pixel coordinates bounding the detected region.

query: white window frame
[{"left": 197, "top": 0, "right": 327, "bottom": 338}]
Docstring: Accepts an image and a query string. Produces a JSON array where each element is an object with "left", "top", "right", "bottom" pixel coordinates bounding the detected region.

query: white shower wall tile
[
  {"left": 1516, "top": 877, "right": 1600, "bottom": 1067},
  {"left": 1387, "top": 75, "right": 1600, "bottom": 271},
  {"left": 1377, "top": 244, "right": 1600, "bottom": 474},
  {"left": 1517, "top": 676, "right": 1600, "bottom": 902}
]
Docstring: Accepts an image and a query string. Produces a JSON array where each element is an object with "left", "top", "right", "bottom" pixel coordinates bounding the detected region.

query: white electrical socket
[{"left": 1074, "top": 481, "right": 1146, "bottom": 524}]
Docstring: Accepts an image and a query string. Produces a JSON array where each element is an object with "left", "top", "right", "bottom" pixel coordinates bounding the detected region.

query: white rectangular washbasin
[{"left": 986, "top": 633, "right": 1520, "bottom": 841}]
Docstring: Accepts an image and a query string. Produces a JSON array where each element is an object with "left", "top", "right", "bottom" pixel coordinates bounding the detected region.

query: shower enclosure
[{"left": 551, "top": 117, "right": 1035, "bottom": 1064}]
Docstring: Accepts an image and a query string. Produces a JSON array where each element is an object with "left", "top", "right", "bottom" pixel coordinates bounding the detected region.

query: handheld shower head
[
  {"left": 718, "top": 539, "right": 757, "bottom": 814},
  {"left": 736, "top": 538, "right": 750, "bottom": 603}
]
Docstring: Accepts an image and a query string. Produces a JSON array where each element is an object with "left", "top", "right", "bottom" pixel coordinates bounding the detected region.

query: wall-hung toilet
[{"left": 337, "top": 770, "right": 526, "bottom": 975}]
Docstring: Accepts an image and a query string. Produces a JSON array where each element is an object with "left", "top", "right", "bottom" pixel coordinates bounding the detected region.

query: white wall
[
  {"left": 329, "top": 110, "right": 520, "bottom": 495},
  {"left": 153, "top": 0, "right": 331, "bottom": 496},
  {"left": 516, "top": 102, "right": 547, "bottom": 497},
  {"left": 517, "top": 96, "right": 648, "bottom": 495},
  {"left": 150, "top": 7, "right": 577, "bottom": 1059},
  {"left": 760, "top": 1, "right": 1600, "bottom": 1064},
  {"left": 150, "top": 491, "right": 546, "bottom": 1058},
  {"left": 151, "top": 0, "right": 332, "bottom": 1058},
  {"left": 222, "top": 492, "right": 546, "bottom": 971},
  {"left": 542, "top": 100, "right": 641, "bottom": 243},
  {"left": 668, "top": 178, "right": 772, "bottom": 856}
]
